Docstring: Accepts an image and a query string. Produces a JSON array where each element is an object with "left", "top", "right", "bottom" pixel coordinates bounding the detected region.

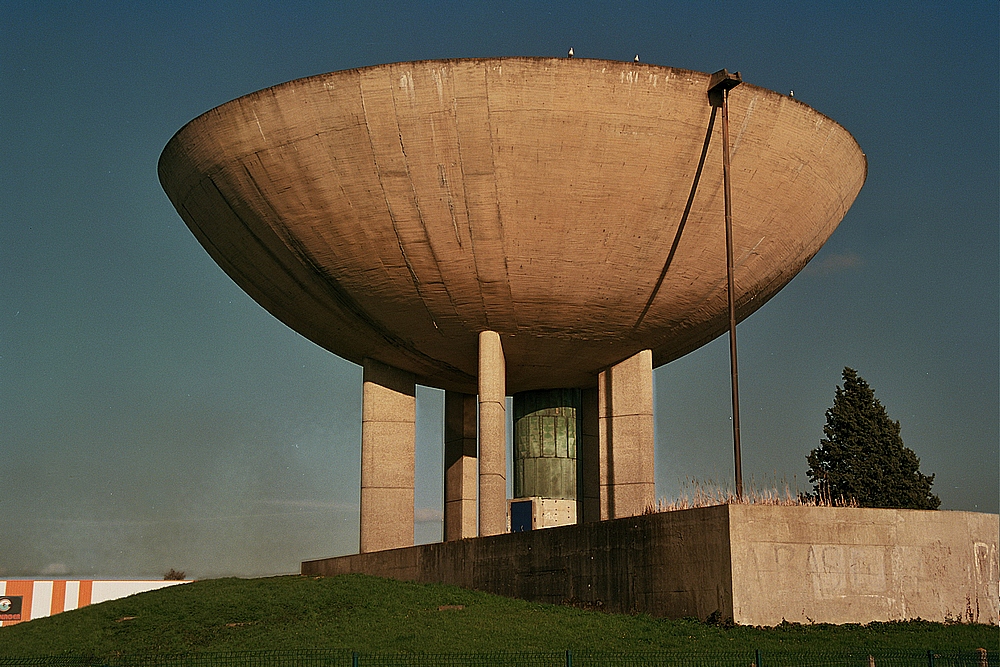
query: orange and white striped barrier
[{"left": 0, "top": 580, "right": 191, "bottom": 626}]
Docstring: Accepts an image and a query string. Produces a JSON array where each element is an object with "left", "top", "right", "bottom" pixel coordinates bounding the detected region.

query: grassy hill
[{"left": 0, "top": 574, "right": 994, "bottom": 658}]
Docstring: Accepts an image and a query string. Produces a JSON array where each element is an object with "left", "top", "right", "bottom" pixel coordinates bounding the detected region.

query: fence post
[
  {"left": 566, "top": 649, "right": 573, "bottom": 667},
  {"left": 352, "top": 650, "right": 360, "bottom": 667},
  {"left": 755, "top": 648, "right": 762, "bottom": 667},
  {"left": 927, "top": 650, "right": 935, "bottom": 667}
]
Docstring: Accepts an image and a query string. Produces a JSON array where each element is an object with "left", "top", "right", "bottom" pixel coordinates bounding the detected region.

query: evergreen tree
[{"left": 806, "top": 367, "right": 940, "bottom": 509}]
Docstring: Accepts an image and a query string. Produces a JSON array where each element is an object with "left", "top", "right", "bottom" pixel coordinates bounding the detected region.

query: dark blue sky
[{"left": 2, "top": 1, "right": 997, "bottom": 578}]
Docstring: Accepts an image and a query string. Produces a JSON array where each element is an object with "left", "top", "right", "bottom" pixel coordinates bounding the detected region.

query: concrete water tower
[{"left": 158, "top": 57, "right": 866, "bottom": 553}]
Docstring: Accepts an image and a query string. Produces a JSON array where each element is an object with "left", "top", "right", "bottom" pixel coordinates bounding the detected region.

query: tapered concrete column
[
  {"left": 478, "top": 331, "right": 507, "bottom": 536},
  {"left": 580, "top": 387, "right": 601, "bottom": 522},
  {"left": 444, "top": 391, "right": 478, "bottom": 540},
  {"left": 360, "top": 357, "right": 416, "bottom": 553},
  {"left": 598, "top": 349, "right": 655, "bottom": 519}
]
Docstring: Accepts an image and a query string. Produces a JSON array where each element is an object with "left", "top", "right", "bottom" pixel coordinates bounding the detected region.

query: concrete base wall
[
  {"left": 729, "top": 505, "right": 1000, "bottom": 625},
  {"left": 302, "top": 505, "right": 999, "bottom": 625}
]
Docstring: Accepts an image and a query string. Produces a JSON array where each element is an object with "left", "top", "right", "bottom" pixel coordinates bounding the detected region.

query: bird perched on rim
[
  {"left": 567, "top": 47, "right": 574, "bottom": 58},
  {"left": 634, "top": 54, "right": 640, "bottom": 62},
  {"left": 790, "top": 90, "right": 795, "bottom": 98}
]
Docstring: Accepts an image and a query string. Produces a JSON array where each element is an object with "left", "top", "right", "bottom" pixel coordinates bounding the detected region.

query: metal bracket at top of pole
[
  {"left": 708, "top": 68, "right": 745, "bottom": 499},
  {"left": 708, "top": 69, "right": 742, "bottom": 107}
]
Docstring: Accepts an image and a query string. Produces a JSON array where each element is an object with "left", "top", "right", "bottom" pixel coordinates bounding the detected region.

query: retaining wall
[{"left": 302, "top": 505, "right": 999, "bottom": 625}]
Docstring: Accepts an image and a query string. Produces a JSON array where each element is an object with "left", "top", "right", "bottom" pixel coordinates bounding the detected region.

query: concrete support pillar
[
  {"left": 580, "top": 387, "right": 601, "bottom": 522},
  {"left": 597, "top": 349, "right": 655, "bottom": 519},
  {"left": 444, "top": 391, "right": 478, "bottom": 541},
  {"left": 360, "top": 357, "right": 416, "bottom": 553},
  {"left": 478, "top": 330, "right": 507, "bottom": 536}
]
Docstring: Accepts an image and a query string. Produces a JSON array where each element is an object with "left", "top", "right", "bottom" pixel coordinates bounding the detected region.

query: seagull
[
  {"left": 790, "top": 90, "right": 795, "bottom": 98},
  {"left": 568, "top": 47, "right": 574, "bottom": 58},
  {"left": 634, "top": 54, "right": 640, "bottom": 62}
]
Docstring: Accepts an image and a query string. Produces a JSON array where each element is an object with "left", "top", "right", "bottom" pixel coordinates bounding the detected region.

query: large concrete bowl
[{"left": 159, "top": 58, "right": 866, "bottom": 394}]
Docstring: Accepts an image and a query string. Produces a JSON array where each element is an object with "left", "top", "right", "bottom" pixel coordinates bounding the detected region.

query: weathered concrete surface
[
  {"left": 360, "top": 358, "right": 415, "bottom": 552},
  {"left": 302, "top": 505, "right": 999, "bottom": 625},
  {"left": 597, "top": 350, "right": 655, "bottom": 519},
  {"left": 579, "top": 387, "right": 600, "bottom": 523},
  {"left": 443, "top": 391, "right": 477, "bottom": 541},
  {"left": 159, "top": 58, "right": 866, "bottom": 395},
  {"left": 729, "top": 505, "right": 1000, "bottom": 625},
  {"left": 304, "top": 504, "right": 733, "bottom": 619},
  {"left": 478, "top": 330, "right": 506, "bottom": 536}
]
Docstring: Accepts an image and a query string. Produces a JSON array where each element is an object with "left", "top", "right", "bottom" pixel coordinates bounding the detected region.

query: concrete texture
[
  {"left": 305, "top": 504, "right": 732, "bottom": 619},
  {"left": 728, "top": 505, "right": 1000, "bottom": 625},
  {"left": 302, "top": 506, "right": 999, "bottom": 625},
  {"left": 478, "top": 330, "right": 506, "bottom": 536},
  {"left": 360, "top": 358, "right": 416, "bottom": 552},
  {"left": 579, "top": 387, "right": 600, "bottom": 523},
  {"left": 444, "top": 391, "right": 477, "bottom": 541},
  {"left": 598, "top": 350, "right": 655, "bottom": 519},
  {"left": 159, "top": 58, "right": 866, "bottom": 396},
  {"left": 160, "top": 59, "right": 867, "bottom": 554},
  {"left": 509, "top": 497, "right": 577, "bottom": 530}
]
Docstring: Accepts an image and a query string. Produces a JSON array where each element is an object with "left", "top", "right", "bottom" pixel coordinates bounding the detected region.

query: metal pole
[{"left": 720, "top": 84, "right": 744, "bottom": 499}]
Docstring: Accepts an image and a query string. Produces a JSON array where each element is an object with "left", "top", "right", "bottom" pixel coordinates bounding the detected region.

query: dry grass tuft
[{"left": 646, "top": 477, "right": 858, "bottom": 513}]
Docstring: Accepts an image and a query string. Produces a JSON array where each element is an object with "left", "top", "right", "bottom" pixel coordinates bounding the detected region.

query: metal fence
[{"left": 0, "top": 650, "right": 994, "bottom": 667}]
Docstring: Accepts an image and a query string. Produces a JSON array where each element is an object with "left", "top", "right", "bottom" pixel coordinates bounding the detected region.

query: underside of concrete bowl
[{"left": 159, "top": 57, "right": 866, "bottom": 394}]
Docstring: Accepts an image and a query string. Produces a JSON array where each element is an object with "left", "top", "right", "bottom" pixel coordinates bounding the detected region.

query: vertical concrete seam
[
  {"left": 603, "top": 367, "right": 615, "bottom": 519},
  {"left": 481, "top": 60, "right": 518, "bottom": 330},
  {"left": 386, "top": 64, "right": 456, "bottom": 328},
  {"left": 724, "top": 503, "right": 736, "bottom": 623},
  {"left": 449, "top": 68, "right": 492, "bottom": 328},
  {"left": 358, "top": 76, "right": 411, "bottom": 285},
  {"left": 359, "top": 69, "right": 440, "bottom": 334}
]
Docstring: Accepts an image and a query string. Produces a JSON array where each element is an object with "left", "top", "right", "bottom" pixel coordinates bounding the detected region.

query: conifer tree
[{"left": 806, "top": 367, "right": 940, "bottom": 509}]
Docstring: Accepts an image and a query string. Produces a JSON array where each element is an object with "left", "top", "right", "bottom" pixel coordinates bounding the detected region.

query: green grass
[{"left": 0, "top": 574, "right": 994, "bottom": 657}]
